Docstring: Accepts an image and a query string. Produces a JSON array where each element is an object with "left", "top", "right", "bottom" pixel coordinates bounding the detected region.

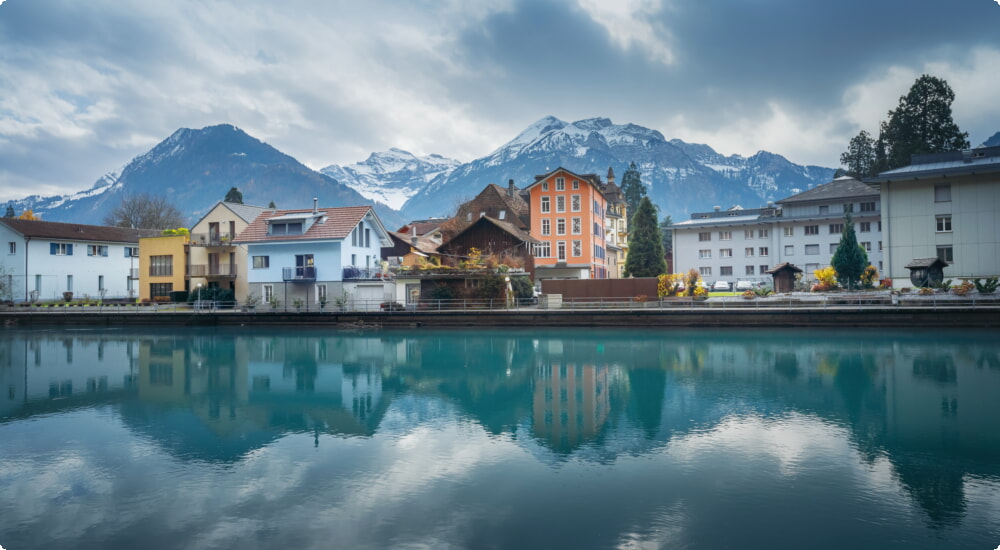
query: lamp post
[{"left": 196, "top": 283, "right": 202, "bottom": 312}]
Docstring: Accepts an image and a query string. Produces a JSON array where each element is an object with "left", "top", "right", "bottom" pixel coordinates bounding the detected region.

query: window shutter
[
  {"left": 102, "top": 247, "right": 108, "bottom": 257},
  {"left": 67, "top": 244, "right": 73, "bottom": 255},
  {"left": 51, "top": 243, "right": 57, "bottom": 255},
  {"left": 125, "top": 248, "right": 130, "bottom": 257}
]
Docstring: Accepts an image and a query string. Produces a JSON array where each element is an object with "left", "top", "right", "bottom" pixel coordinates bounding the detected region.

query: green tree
[
  {"left": 268, "top": 200, "right": 276, "bottom": 209},
  {"left": 830, "top": 213, "right": 869, "bottom": 290},
  {"left": 620, "top": 162, "right": 647, "bottom": 216},
  {"left": 877, "top": 75, "right": 970, "bottom": 171},
  {"left": 4, "top": 204, "right": 14, "bottom": 218},
  {"left": 224, "top": 187, "right": 244, "bottom": 204},
  {"left": 624, "top": 197, "right": 666, "bottom": 278},
  {"left": 839, "top": 130, "right": 877, "bottom": 179}
]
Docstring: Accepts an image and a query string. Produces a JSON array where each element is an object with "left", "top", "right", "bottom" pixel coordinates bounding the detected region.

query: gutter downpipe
[{"left": 24, "top": 235, "right": 30, "bottom": 302}]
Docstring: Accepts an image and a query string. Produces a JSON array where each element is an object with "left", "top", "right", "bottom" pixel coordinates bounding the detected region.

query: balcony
[
  {"left": 129, "top": 268, "right": 139, "bottom": 279},
  {"left": 190, "top": 232, "right": 235, "bottom": 247},
  {"left": 283, "top": 266, "right": 316, "bottom": 281},
  {"left": 189, "top": 264, "right": 238, "bottom": 278},
  {"left": 343, "top": 266, "right": 390, "bottom": 281}
]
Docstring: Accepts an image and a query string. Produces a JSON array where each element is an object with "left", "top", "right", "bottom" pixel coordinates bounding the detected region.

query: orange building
[{"left": 525, "top": 167, "right": 610, "bottom": 280}]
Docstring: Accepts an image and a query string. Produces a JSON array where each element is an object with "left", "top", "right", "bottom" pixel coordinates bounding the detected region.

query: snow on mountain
[{"left": 320, "top": 148, "right": 460, "bottom": 210}]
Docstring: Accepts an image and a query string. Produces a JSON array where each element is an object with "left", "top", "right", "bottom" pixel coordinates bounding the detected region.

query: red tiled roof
[
  {"left": 232, "top": 206, "right": 374, "bottom": 243},
  {"left": 0, "top": 218, "right": 160, "bottom": 243}
]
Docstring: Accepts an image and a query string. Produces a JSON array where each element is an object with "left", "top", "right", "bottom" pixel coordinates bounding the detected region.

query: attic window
[
  {"left": 498, "top": 210, "right": 506, "bottom": 220},
  {"left": 270, "top": 222, "right": 303, "bottom": 235}
]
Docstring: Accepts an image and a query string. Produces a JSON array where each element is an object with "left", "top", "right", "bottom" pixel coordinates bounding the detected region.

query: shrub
[
  {"left": 657, "top": 273, "right": 683, "bottom": 297},
  {"left": 753, "top": 286, "right": 774, "bottom": 297},
  {"left": 952, "top": 280, "right": 975, "bottom": 296},
  {"left": 478, "top": 276, "right": 505, "bottom": 300},
  {"left": 973, "top": 277, "right": 999, "bottom": 294},
  {"left": 509, "top": 276, "right": 534, "bottom": 301},
  {"left": 63, "top": 291, "right": 74, "bottom": 302},
  {"left": 918, "top": 287, "right": 934, "bottom": 295},
  {"left": 683, "top": 269, "right": 703, "bottom": 297},
  {"left": 860, "top": 265, "right": 879, "bottom": 289},
  {"left": 812, "top": 267, "right": 838, "bottom": 292},
  {"left": 427, "top": 283, "right": 456, "bottom": 301}
]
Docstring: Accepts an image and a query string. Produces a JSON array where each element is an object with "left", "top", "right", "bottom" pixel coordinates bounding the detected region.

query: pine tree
[
  {"left": 268, "top": 200, "right": 276, "bottom": 209},
  {"left": 224, "top": 187, "right": 244, "bottom": 204},
  {"left": 877, "top": 75, "right": 970, "bottom": 171},
  {"left": 839, "top": 130, "right": 877, "bottom": 179},
  {"left": 624, "top": 197, "right": 666, "bottom": 278},
  {"left": 620, "top": 162, "right": 646, "bottom": 216},
  {"left": 830, "top": 213, "right": 869, "bottom": 290},
  {"left": 4, "top": 204, "right": 14, "bottom": 218}
]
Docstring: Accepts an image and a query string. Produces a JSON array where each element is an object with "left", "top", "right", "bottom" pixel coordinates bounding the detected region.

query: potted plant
[
  {"left": 245, "top": 293, "right": 260, "bottom": 311},
  {"left": 63, "top": 291, "right": 74, "bottom": 302},
  {"left": 292, "top": 298, "right": 304, "bottom": 311},
  {"left": 269, "top": 297, "right": 280, "bottom": 310}
]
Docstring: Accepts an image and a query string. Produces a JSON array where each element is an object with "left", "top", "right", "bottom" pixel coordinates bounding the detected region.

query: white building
[
  {"left": 0, "top": 218, "right": 158, "bottom": 302},
  {"left": 671, "top": 177, "right": 883, "bottom": 286},
  {"left": 867, "top": 146, "right": 1000, "bottom": 283}
]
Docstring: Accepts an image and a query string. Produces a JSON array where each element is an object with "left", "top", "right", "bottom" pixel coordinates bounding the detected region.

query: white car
[
  {"left": 735, "top": 280, "right": 754, "bottom": 291},
  {"left": 712, "top": 280, "right": 731, "bottom": 291}
]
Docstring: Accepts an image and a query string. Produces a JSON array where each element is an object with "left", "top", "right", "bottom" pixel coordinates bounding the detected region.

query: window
[
  {"left": 263, "top": 284, "right": 274, "bottom": 303},
  {"left": 556, "top": 241, "right": 566, "bottom": 261},
  {"left": 878, "top": 221, "right": 882, "bottom": 232},
  {"left": 805, "top": 244, "right": 819, "bottom": 255},
  {"left": 745, "top": 230, "right": 754, "bottom": 239},
  {"left": 935, "top": 184, "right": 951, "bottom": 202},
  {"left": 572, "top": 180, "right": 580, "bottom": 190},
  {"left": 498, "top": 210, "right": 506, "bottom": 220},
  {"left": 700, "top": 267, "right": 712, "bottom": 276},
  {"left": 541, "top": 196, "right": 550, "bottom": 213},
  {"left": 365, "top": 228, "right": 370, "bottom": 248},
  {"left": 937, "top": 245, "right": 953, "bottom": 263},
  {"left": 270, "top": 221, "right": 303, "bottom": 235},
  {"left": 746, "top": 265, "right": 755, "bottom": 275},
  {"left": 719, "top": 248, "right": 732, "bottom": 258},
  {"left": 67, "top": 275, "right": 73, "bottom": 292},
  {"left": 745, "top": 247, "right": 754, "bottom": 257},
  {"left": 572, "top": 240, "right": 582, "bottom": 257},
  {"left": 784, "top": 227, "right": 794, "bottom": 237},
  {"left": 541, "top": 219, "right": 551, "bottom": 236},
  {"left": 535, "top": 242, "right": 551, "bottom": 258},
  {"left": 759, "top": 247, "right": 769, "bottom": 256},
  {"left": 698, "top": 232, "right": 711, "bottom": 242},
  {"left": 7, "top": 242, "right": 14, "bottom": 254},
  {"left": 758, "top": 229, "right": 769, "bottom": 238},
  {"left": 98, "top": 275, "right": 104, "bottom": 292},
  {"left": 843, "top": 203, "right": 854, "bottom": 213},
  {"left": 829, "top": 223, "right": 843, "bottom": 234},
  {"left": 556, "top": 196, "right": 565, "bottom": 213},
  {"left": 317, "top": 284, "right": 327, "bottom": 304},
  {"left": 720, "top": 266, "right": 733, "bottom": 276},
  {"left": 805, "top": 263, "right": 819, "bottom": 273},
  {"left": 760, "top": 264, "right": 769, "bottom": 274},
  {"left": 124, "top": 246, "right": 139, "bottom": 257},
  {"left": 804, "top": 225, "right": 819, "bottom": 235},
  {"left": 87, "top": 245, "right": 108, "bottom": 257},
  {"left": 699, "top": 249, "right": 712, "bottom": 259},
  {"left": 860, "top": 202, "right": 876, "bottom": 212},
  {"left": 253, "top": 256, "right": 270, "bottom": 269},
  {"left": 860, "top": 222, "right": 871, "bottom": 233},
  {"left": 819, "top": 205, "right": 829, "bottom": 215},
  {"left": 861, "top": 241, "right": 872, "bottom": 252},
  {"left": 555, "top": 177, "right": 565, "bottom": 191},
  {"left": 571, "top": 195, "right": 581, "bottom": 212},
  {"left": 149, "top": 255, "right": 173, "bottom": 277},
  {"left": 50, "top": 243, "right": 73, "bottom": 255},
  {"left": 593, "top": 222, "right": 602, "bottom": 238},
  {"left": 571, "top": 217, "right": 582, "bottom": 235},
  {"left": 556, "top": 218, "right": 566, "bottom": 235},
  {"left": 542, "top": 182, "right": 549, "bottom": 192},
  {"left": 719, "top": 231, "right": 732, "bottom": 241},
  {"left": 829, "top": 243, "right": 838, "bottom": 254},
  {"left": 878, "top": 241, "right": 882, "bottom": 251},
  {"left": 936, "top": 216, "right": 952, "bottom": 232},
  {"left": 149, "top": 283, "right": 172, "bottom": 298},
  {"left": 784, "top": 245, "right": 794, "bottom": 256}
]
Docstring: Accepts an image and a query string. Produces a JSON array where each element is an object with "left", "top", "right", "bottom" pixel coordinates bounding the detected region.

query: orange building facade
[{"left": 526, "top": 168, "right": 610, "bottom": 280}]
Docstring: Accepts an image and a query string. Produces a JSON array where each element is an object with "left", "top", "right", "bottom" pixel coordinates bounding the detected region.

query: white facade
[
  {"left": 0, "top": 220, "right": 147, "bottom": 302},
  {"left": 869, "top": 148, "right": 1000, "bottom": 282},
  {"left": 672, "top": 178, "right": 883, "bottom": 286}
]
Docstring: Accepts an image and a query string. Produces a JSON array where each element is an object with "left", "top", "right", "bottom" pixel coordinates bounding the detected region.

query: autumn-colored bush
[
  {"left": 860, "top": 265, "right": 879, "bottom": 289},
  {"left": 657, "top": 273, "right": 683, "bottom": 297},
  {"left": 811, "top": 266, "right": 838, "bottom": 292},
  {"left": 952, "top": 280, "right": 975, "bottom": 296}
]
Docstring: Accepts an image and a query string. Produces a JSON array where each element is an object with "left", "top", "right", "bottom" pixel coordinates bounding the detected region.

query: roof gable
[
  {"left": 233, "top": 206, "right": 384, "bottom": 244},
  {"left": 524, "top": 167, "right": 605, "bottom": 195}
]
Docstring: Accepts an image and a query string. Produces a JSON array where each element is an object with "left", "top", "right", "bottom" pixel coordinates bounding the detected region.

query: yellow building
[{"left": 138, "top": 234, "right": 189, "bottom": 301}]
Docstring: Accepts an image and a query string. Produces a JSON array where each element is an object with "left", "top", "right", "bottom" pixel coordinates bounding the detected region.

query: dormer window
[
  {"left": 270, "top": 221, "right": 303, "bottom": 235},
  {"left": 498, "top": 210, "right": 506, "bottom": 220}
]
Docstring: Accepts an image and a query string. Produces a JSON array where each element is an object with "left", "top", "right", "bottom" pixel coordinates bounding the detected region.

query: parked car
[
  {"left": 712, "top": 280, "right": 731, "bottom": 291},
  {"left": 735, "top": 280, "right": 754, "bottom": 291}
]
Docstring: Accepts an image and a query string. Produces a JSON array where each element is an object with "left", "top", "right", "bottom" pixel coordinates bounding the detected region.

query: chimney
[
  {"left": 508, "top": 179, "right": 516, "bottom": 198},
  {"left": 313, "top": 197, "right": 318, "bottom": 214},
  {"left": 714, "top": 205, "right": 721, "bottom": 212},
  {"left": 411, "top": 236, "right": 418, "bottom": 247}
]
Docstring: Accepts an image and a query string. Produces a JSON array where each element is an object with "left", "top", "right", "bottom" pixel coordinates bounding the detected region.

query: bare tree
[{"left": 104, "top": 193, "right": 185, "bottom": 229}]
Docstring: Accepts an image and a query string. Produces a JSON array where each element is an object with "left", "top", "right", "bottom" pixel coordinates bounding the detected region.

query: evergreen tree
[
  {"left": 268, "top": 200, "right": 276, "bottom": 209},
  {"left": 830, "top": 213, "right": 869, "bottom": 290},
  {"left": 659, "top": 214, "right": 673, "bottom": 257},
  {"left": 224, "top": 187, "right": 244, "bottom": 204},
  {"left": 620, "top": 162, "right": 646, "bottom": 215},
  {"left": 877, "top": 75, "right": 970, "bottom": 171},
  {"left": 624, "top": 197, "right": 666, "bottom": 278},
  {"left": 839, "top": 130, "right": 877, "bottom": 179},
  {"left": 4, "top": 204, "right": 14, "bottom": 218}
]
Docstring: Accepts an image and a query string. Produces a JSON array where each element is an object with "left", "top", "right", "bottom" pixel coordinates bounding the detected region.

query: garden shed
[
  {"left": 766, "top": 262, "right": 803, "bottom": 293},
  {"left": 905, "top": 257, "right": 948, "bottom": 288}
]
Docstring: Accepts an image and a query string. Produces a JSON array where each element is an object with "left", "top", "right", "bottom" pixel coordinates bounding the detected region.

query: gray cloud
[{"left": 1, "top": 0, "right": 998, "bottom": 202}]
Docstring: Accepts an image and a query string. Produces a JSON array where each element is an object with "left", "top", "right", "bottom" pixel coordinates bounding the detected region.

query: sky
[{"left": 1, "top": 0, "right": 999, "bottom": 203}]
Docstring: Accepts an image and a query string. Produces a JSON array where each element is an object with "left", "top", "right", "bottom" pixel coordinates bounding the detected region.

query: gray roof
[
  {"left": 672, "top": 214, "right": 764, "bottom": 228},
  {"left": 225, "top": 202, "right": 269, "bottom": 224},
  {"left": 776, "top": 177, "right": 877, "bottom": 204},
  {"left": 868, "top": 146, "right": 1000, "bottom": 184},
  {"left": 0, "top": 218, "right": 160, "bottom": 243},
  {"left": 905, "top": 257, "right": 948, "bottom": 269}
]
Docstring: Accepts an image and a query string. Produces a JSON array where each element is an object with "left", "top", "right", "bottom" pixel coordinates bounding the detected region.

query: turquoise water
[{"left": 1, "top": 326, "right": 998, "bottom": 550}]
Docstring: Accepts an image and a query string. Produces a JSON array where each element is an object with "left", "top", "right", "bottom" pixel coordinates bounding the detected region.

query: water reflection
[{"left": 2, "top": 327, "right": 999, "bottom": 548}]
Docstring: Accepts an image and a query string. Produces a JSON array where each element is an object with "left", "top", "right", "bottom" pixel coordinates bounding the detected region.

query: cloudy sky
[{"left": 1, "top": 0, "right": 998, "bottom": 202}]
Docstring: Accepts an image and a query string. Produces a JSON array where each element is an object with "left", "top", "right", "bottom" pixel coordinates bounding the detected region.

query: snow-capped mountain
[
  {"left": 320, "top": 148, "right": 459, "bottom": 210},
  {"left": 13, "top": 124, "right": 402, "bottom": 228},
  {"left": 401, "top": 116, "right": 835, "bottom": 220}
]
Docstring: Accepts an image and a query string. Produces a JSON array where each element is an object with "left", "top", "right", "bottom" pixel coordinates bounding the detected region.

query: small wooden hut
[
  {"left": 905, "top": 257, "right": 948, "bottom": 287},
  {"left": 766, "top": 262, "right": 803, "bottom": 293}
]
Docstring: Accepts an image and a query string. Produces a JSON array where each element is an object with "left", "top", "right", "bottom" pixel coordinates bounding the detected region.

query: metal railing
[
  {"left": 282, "top": 266, "right": 316, "bottom": 281},
  {"left": 189, "top": 264, "right": 238, "bottom": 277},
  {"left": 190, "top": 233, "right": 235, "bottom": 247},
  {"left": 343, "top": 266, "right": 391, "bottom": 280}
]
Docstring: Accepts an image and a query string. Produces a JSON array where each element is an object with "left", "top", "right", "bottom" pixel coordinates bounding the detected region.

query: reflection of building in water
[
  {"left": 533, "top": 362, "right": 610, "bottom": 452},
  {"left": 0, "top": 333, "right": 138, "bottom": 418}
]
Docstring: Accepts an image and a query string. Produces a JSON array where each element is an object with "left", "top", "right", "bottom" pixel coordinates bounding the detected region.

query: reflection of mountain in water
[{"left": 2, "top": 327, "right": 999, "bottom": 527}]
